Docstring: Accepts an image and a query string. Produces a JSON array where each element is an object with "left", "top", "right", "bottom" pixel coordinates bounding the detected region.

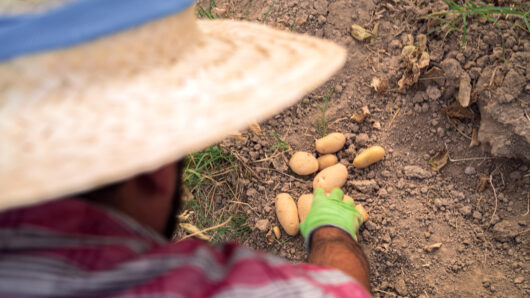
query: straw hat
[{"left": 0, "top": 0, "right": 346, "bottom": 211}]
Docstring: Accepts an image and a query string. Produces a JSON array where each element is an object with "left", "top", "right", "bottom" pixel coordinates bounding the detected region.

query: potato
[
  {"left": 317, "top": 154, "right": 338, "bottom": 170},
  {"left": 273, "top": 226, "right": 281, "bottom": 239},
  {"left": 342, "top": 194, "right": 354, "bottom": 204},
  {"left": 353, "top": 145, "right": 385, "bottom": 168},
  {"left": 297, "top": 194, "right": 313, "bottom": 222},
  {"left": 275, "top": 193, "right": 299, "bottom": 235},
  {"left": 355, "top": 204, "right": 369, "bottom": 223},
  {"left": 288, "top": 152, "right": 319, "bottom": 175},
  {"left": 315, "top": 132, "right": 346, "bottom": 154},
  {"left": 313, "top": 163, "right": 348, "bottom": 192}
]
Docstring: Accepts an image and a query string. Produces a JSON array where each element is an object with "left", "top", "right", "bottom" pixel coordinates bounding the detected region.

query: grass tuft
[
  {"left": 262, "top": 0, "right": 276, "bottom": 23},
  {"left": 270, "top": 132, "right": 289, "bottom": 152},
  {"left": 197, "top": 0, "right": 218, "bottom": 19},
  {"left": 312, "top": 87, "right": 334, "bottom": 137},
  {"left": 426, "top": 0, "right": 530, "bottom": 62}
]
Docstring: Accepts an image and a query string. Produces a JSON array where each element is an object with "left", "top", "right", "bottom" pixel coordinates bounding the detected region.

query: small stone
[
  {"left": 372, "top": 121, "right": 381, "bottom": 130},
  {"left": 460, "top": 205, "right": 472, "bottom": 216},
  {"left": 264, "top": 205, "right": 271, "bottom": 213},
  {"left": 380, "top": 170, "right": 392, "bottom": 178},
  {"left": 434, "top": 199, "right": 443, "bottom": 208},
  {"left": 403, "top": 165, "right": 433, "bottom": 179},
  {"left": 464, "top": 166, "right": 476, "bottom": 175},
  {"left": 472, "top": 211, "right": 482, "bottom": 220},
  {"left": 255, "top": 219, "right": 269, "bottom": 232},
  {"left": 514, "top": 277, "right": 524, "bottom": 284}
]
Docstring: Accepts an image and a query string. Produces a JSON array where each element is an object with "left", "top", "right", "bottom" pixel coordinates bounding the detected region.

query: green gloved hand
[{"left": 299, "top": 188, "right": 363, "bottom": 250}]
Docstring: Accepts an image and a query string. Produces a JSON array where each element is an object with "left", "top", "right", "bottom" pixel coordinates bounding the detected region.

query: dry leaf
[
  {"left": 469, "top": 128, "right": 480, "bottom": 148},
  {"left": 443, "top": 103, "right": 475, "bottom": 119},
  {"left": 181, "top": 185, "right": 194, "bottom": 202},
  {"left": 370, "top": 77, "right": 388, "bottom": 93},
  {"left": 179, "top": 223, "right": 210, "bottom": 241},
  {"left": 424, "top": 242, "right": 442, "bottom": 252},
  {"left": 178, "top": 210, "right": 194, "bottom": 222},
  {"left": 351, "top": 24, "right": 373, "bottom": 41},
  {"left": 230, "top": 131, "right": 246, "bottom": 142},
  {"left": 429, "top": 148, "right": 449, "bottom": 171},
  {"left": 418, "top": 51, "right": 430, "bottom": 69},
  {"left": 249, "top": 123, "right": 262, "bottom": 136},
  {"left": 477, "top": 174, "right": 488, "bottom": 192},
  {"left": 423, "top": 66, "right": 445, "bottom": 86},
  {"left": 416, "top": 34, "right": 427, "bottom": 52},
  {"left": 351, "top": 105, "right": 371, "bottom": 123}
]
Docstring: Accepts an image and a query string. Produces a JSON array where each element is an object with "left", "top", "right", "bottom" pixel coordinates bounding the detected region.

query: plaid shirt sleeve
[{"left": 0, "top": 199, "right": 371, "bottom": 298}]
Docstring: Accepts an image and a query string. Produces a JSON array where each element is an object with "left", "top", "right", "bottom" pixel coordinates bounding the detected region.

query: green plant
[
  {"left": 262, "top": 0, "right": 276, "bottom": 23},
  {"left": 184, "top": 145, "right": 234, "bottom": 191},
  {"left": 312, "top": 87, "right": 334, "bottom": 137},
  {"left": 197, "top": 0, "right": 218, "bottom": 19},
  {"left": 270, "top": 132, "right": 289, "bottom": 152},
  {"left": 426, "top": 0, "right": 530, "bottom": 61}
]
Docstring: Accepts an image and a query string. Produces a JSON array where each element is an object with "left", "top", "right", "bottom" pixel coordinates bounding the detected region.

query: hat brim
[{"left": 0, "top": 19, "right": 345, "bottom": 210}]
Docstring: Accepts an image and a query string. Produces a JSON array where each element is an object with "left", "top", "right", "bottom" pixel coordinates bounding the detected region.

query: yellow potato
[
  {"left": 342, "top": 194, "right": 354, "bottom": 204},
  {"left": 288, "top": 152, "right": 319, "bottom": 175},
  {"left": 297, "top": 194, "right": 313, "bottom": 222},
  {"left": 313, "top": 163, "right": 348, "bottom": 192},
  {"left": 353, "top": 145, "right": 385, "bottom": 168},
  {"left": 272, "top": 226, "right": 281, "bottom": 239},
  {"left": 315, "top": 132, "right": 346, "bottom": 154},
  {"left": 275, "top": 193, "right": 299, "bottom": 235},
  {"left": 317, "top": 154, "right": 338, "bottom": 170},
  {"left": 355, "top": 204, "right": 369, "bottom": 223}
]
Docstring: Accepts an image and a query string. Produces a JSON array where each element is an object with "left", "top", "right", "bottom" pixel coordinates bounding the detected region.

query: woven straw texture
[{"left": 0, "top": 8, "right": 346, "bottom": 211}]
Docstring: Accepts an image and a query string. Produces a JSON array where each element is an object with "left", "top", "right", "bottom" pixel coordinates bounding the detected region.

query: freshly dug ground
[{"left": 181, "top": 1, "right": 529, "bottom": 297}]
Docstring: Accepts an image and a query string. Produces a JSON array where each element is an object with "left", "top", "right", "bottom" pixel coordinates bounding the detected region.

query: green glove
[{"left": 299, "top": 188, "right": 363, "bottom": 250}]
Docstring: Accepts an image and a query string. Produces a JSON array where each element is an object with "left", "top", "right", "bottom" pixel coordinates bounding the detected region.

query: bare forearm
[{"left": 308, "top": 227, "right": 371, "bottom": 292}]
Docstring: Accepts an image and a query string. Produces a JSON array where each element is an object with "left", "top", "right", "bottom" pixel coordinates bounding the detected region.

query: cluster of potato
[{"left": 275, "top": 132, "right": 384, "bottom": 236}]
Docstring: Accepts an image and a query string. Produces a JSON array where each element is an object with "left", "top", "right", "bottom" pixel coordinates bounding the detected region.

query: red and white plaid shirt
[{"left": 0, "top": 199, "right": 370, "bottom": 297}]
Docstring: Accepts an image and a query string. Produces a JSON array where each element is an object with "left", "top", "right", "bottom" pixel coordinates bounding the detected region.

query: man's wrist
[{"left": 311, "top": 226, "right": 356, "bottom": 250}]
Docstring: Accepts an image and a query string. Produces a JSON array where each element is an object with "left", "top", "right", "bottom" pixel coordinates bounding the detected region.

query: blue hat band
[{"left": 0, "top": 0, "right": 195, "bottom": 62}]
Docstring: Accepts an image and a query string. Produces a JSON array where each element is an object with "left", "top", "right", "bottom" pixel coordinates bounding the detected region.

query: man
[{"left": 0, "top": 0, "right": 371, "bottom": 297}]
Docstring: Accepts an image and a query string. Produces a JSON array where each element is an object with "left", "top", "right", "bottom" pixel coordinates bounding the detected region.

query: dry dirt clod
[
  {"left": 255, "top": 219, "right": 269, "bottom": 232},
  {"left": 403, "top": 165, "right": 433, "bottom": 179},
  {"left": 348, "top": 179, "right": 378, "bottom": 193}
]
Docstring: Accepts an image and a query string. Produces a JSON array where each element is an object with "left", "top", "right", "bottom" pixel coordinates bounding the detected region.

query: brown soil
[{"left": 190, "top": 1, "right": 529, "bottom": 297}]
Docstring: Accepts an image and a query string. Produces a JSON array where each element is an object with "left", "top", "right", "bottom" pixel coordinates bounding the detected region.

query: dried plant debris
[
  {"left": 477, "top": 174, "right": 489, "bottom": 193},
  {"left": 397, "top": 34, "right": 431, "bottom": 92},
  {"left": 442, "top": 103, "right": 475, "bottom": 119},
  {"left": 181, "top": 185, "right": 195, "bottom": 202},
  {"left": 351, "top": 24, "right": 373, "bottom": 41},
  {"left": 469, "top": 128, "right": 480, "bottom": 148},
  {"left": 351, "top": 105, "right": 371, "bottom": 123},
  {"left": 428, "top": 148, "right": 449, "bottom": 172},
  {"left": 370, "top": 77, "right": 388, "bottom": 93},
  {"left": 249, "top": 122, "right": 262, "bottom": 136},
  {"left": 179, "top": 223, "right": 211, "bottom": 241},
  {"left": 424, "top": 242, "right": 442, "bottom": 252}
]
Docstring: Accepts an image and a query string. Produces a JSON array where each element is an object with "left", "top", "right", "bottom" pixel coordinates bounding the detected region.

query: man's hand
[
  {"left": 300, "top": 188, "right": 370, "bottom": 292},
  {"left": 299, "top": 188, "right": 363, "bottom": 249}
]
